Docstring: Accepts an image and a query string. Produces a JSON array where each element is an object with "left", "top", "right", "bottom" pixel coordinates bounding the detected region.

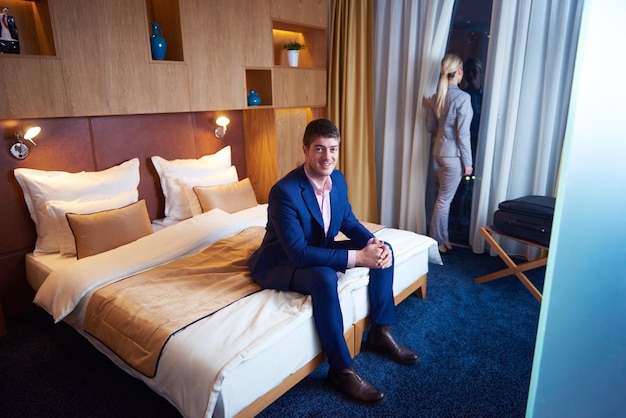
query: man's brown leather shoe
[
  {"left": 366, "top": 325, "right": 419, "bottom": 365},
  {"left": 327, "top": 366, "right": 386, "bottom": 405}
]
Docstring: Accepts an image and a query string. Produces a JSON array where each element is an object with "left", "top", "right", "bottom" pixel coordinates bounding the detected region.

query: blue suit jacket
[{"left": 248, "top": 165, "right": 374, "bottom": 290}]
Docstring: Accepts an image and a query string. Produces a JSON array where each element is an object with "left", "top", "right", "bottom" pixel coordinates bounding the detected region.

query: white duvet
[{"left": 33, "top": 204, "right": 441, "bottom": 417}]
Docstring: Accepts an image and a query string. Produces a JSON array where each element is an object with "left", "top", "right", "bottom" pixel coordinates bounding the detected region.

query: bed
[{"left": 15, "top": 149, "right": 442, "bottom": 418}]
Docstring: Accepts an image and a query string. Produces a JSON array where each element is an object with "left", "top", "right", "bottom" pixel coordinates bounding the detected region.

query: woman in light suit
[{"left": 424, "top": 54, "right": 473, "bottom": 254}]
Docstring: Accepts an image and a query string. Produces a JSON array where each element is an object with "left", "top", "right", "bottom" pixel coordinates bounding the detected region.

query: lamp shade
[
  {"left": 216, "top": 116, "right": 230, "bottom": 128},
  {"left": 24, "top": 126, "right": 41, "bottom": 141}
]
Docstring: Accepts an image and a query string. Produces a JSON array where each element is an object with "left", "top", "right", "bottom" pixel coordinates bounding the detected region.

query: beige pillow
[
  {"left": 66, "top": 200, "right": 153, "bottom": 259},
  {"left": 46, "top": 189, "right": 139, "bottom": 257},
  {"left": 178, "top": 165, "right": 239, "bottom": 218},
  {"left": 193, "top": 178, "right": 258, "bottom": 214}
]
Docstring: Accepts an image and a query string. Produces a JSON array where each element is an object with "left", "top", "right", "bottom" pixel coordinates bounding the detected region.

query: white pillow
[
  {"left": 151, "top": 147, "right": 233, "bottom": 221},
  {"left": 176, "top": 165, "right": 240, "bottom": 219},
  {"left": 14, "top": 159, "right": 140, "bottom": 255},
  {"left": 46, "top": 189, "right": 139, "bottom": 257}
]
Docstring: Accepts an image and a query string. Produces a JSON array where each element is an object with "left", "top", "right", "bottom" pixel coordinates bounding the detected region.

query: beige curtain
[{"left": 328, "top": 0, "right": 377, "bottom": 222}]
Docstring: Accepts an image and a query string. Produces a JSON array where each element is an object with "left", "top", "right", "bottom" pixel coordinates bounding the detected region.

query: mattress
[
  {"left": 28, "top": 206, "right": 440, "bottom": 417},
  {"left": 25, "top": 252, "right": 74, "bottom": 292}
]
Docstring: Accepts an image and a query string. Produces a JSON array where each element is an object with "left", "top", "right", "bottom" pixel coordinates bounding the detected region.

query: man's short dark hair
[
  {"left": 303, "top": 119, "right": 341, "bottom": 147},
  {"left": 464, "top": 57, "right": 483, "bottom": 73}
]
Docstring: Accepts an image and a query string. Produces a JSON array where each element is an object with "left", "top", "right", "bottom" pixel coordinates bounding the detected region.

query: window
[{"left": 446, "top": 0, "right": 493, "bottom": 245}]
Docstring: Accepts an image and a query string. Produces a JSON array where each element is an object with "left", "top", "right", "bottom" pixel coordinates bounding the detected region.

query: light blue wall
[{"left": 526, "top": 1, "right": 626, "bottom": 417}]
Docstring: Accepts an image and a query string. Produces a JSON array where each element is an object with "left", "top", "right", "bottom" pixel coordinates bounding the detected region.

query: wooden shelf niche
[
  {"left": 145, "top": 0, "right": 183, "bottom": 61},
  {"left": 245, "top": 68, "right": 273, "bottom": 107},
  {"left": 272, "top": 21, "right": 326, "bottom": 68},
  {"left": 0, "top": 0, "right": 55, "bottom": 56},
  {"left": 271, "top": 21, "right": 327, "bottom": 109}
]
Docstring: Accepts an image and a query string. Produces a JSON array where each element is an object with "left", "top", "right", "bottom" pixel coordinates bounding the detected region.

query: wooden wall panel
[
  {"left": 0, "top": 0, "right": 54, "bottom": 117},
  {"left": 51, "top": 0, "right": 191, "bottom": 116},
  {"left": 271, "top": 0, "right": 328, "bottom": 28},
  {"left": 50, "top": 0, "right": 111, "bottom": 115},
  {"left": 243, "top": 108, "right": 277, "bottom": 203},
  {"left": 0, "top": 57, "right": 68, "bottom": 118},
  {"left": 273, "top": 68, "right": 327, "bottom": 108},
  {"left": 1, "top": 0, "right": 326, "bottom": 119},
  {"left": 143, "top": 62, "right": 191, "bottom": 114},
  {"left": 101, "top": 0, "right": 155, "bottom": 115},
  {"left": 274, "top": 108, "right": 307, "bottom": 179},
  {"left": 181, "top": 0, "right": 273, "bottom": 111},
  {"left": 241, "top": 0, "right": 275, "bottom": 68}
]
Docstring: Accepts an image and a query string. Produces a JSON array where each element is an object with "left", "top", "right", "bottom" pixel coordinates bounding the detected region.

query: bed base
[
  {"left": 235, "top": 342, "right": 332, "bottom": 418},
  {"left": 235, "top": 273, "right": 427, "bottom": 418}
]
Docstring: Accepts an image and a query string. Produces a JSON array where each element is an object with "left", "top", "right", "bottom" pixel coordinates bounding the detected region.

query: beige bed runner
[{"left": 84, "top": 226, "right": 265, "bottom": 377}]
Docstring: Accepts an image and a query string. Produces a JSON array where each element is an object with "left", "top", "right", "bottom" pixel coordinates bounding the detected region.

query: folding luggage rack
[{"left": 475, "top": 225, "right": 548, "bottom": 303}]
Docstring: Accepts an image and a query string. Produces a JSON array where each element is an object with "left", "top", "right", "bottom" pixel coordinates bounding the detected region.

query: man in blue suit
[{"left": 248, "top": 119, "right": 418, "bottom": 405}]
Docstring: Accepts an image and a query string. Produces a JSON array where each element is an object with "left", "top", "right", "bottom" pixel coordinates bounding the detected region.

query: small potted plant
[{"left": 283, "top": 40, "right": 305, "bottom": 67}]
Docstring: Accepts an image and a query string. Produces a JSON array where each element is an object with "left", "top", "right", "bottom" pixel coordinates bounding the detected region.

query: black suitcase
[{"left": 493, "top": 195, "right": 555, "bottom": 247}]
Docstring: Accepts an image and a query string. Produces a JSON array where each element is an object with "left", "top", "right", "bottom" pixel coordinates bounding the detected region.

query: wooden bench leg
[{"left": 475, "top": 226, "right": 545, "bottom": 303}]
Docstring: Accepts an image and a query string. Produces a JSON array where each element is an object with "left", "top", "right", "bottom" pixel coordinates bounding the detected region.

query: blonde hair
[{"left": 434, "top": 54, "right": 464, "bottom": 118}]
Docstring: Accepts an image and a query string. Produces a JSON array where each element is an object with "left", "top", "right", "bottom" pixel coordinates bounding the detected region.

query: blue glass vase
[
  {"left": 150, "top": 22, "right": 167, "bottom": 60},
  {"left": 247, "top": 90, "right": 261, "bottom": 106}
]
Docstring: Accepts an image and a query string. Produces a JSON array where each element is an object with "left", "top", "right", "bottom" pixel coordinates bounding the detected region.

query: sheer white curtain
[
  {"left": 374, "top": 0, "right": 582, "bottom": 258},
  {"left": 374, "top": 0, "right": 455, "bottom": 233},
  {"left": 470, "top": 0, "right": 582, "bottom": 256}
]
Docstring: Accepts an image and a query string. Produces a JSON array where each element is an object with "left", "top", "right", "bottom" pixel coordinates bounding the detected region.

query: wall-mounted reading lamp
[
  {"left": 214, "top": 116, "right": 230, "bottom": 139},
  {"left": 10, "top": 126, "right": 41, "bottom": 159}
]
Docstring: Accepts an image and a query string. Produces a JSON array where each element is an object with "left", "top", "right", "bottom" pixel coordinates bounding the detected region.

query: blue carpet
[{"left": 0, "top": 247, "right": 543, "bottom": 417}]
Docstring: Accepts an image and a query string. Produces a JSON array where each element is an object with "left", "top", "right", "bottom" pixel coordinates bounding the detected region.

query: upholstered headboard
[{"left": 0, "top": 111, "right": 247, "bottom": 318}]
